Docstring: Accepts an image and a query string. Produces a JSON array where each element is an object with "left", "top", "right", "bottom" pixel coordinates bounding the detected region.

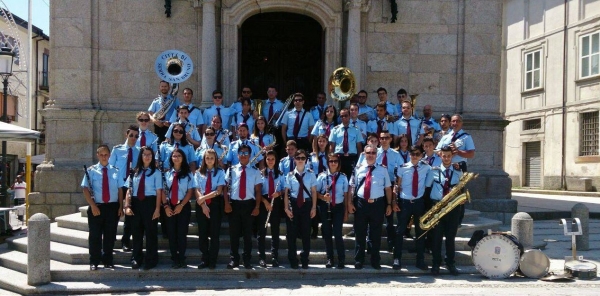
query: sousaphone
[{"left": 328, "top": 67, "right": 356, "bottom": 102}]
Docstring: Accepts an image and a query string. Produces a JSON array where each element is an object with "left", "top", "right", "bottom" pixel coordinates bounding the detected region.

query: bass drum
[
  {"left": 472, "top": 234, "right": 522, "bottom": 279},
  {"left": 519, "top": 249, "right": 550, "bottom": 279}
]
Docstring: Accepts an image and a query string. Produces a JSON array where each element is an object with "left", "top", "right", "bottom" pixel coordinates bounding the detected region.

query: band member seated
[
  {"left": 280, "top": 93, "right": 315, "bottom": 151},
  {"left": 148, "top": 80, "right": 179, "bottom": 142},
  {"left": 316, "top": 153, "right": 349, "bottom": 269},
  {"left": 425, "top": 146, "right": 462, "bottom": 276},
  {"left": 284, "top": 149, "right": 318, "bottom": 269},
  {"left": 329, "top": 108, "right": 364, "bottom": 178},
  {"left": 224, "top": 144, "right": 262, "bottom": 269},
  {"left": 157, "top": 123, "right": 197, "bottom": 172},
  {"left": 194, "top": 149, "right": 226, "bottom": 270},
  {"left": 393, "top": 145, "right": 431, "bottom": 271},
  {"left": 257, "top": 150, "right": 284, "bottom": 268},
  {"left": 348, "top": 144, "right": 392, "bottom": 270},
  {"left": 163, "top": 148, "right": 195, "bottom": 269},
  {"left": 124, "top": 146, "right": 162, "bottom": 270},
  {"left": 81, "top": 145, "right": 124, "bottom": 271}
]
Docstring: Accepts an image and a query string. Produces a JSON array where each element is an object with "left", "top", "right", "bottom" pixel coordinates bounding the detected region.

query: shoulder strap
[
  {"left": 294, "top": 173, "right": 312, "bottom": 197},
  {"left": 353, "top": 167, "right": 374, "bottom": 197}
]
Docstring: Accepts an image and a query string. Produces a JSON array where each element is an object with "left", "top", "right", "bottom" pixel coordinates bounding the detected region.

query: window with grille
[
  {"left": 580, "top": 112, "right": 599, "bottom": 156},
  {"left": 581, "top": 32, "right": 599, "bottom": 79},
  {"left": 523, "top": 118, "right": 541, "bottom": 130},
  {"left": 524, "top": 50, "right": 542, "bottom": 90}
]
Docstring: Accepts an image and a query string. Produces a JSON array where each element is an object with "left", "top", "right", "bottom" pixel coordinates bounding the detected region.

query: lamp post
[{"left": 0, "top": 47, "right": 15, "bottom": 207}]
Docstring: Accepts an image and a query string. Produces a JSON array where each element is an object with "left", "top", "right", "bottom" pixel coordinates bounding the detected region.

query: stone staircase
[{"left": 0, "top": 206, "right": 502, "bottom": 294}]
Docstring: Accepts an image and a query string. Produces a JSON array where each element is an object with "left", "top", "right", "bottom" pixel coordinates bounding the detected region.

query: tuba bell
[
  {"left": 328, "top": 67, "right": 356, "bottom": 102},
  {"left": 153, "top": 50, "right": 194, "bottom": 120}
]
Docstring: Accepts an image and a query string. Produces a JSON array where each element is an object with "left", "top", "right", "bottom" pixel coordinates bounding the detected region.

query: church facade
[{"left": 32, "top": 0, "right": 514, "bottom": 221}]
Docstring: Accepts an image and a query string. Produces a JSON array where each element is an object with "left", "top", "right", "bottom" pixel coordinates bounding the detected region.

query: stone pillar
[
  {"left": 201, "top": 0, "right": 217, "bottom": 107},
  {"left": 346, "top": 0, "right": 362, "bottom": 89},
  {"left": 572, "top": 203, "right": 589, "bottom": 251},
  {"left": 511, "top": 212, "right": 533, "bottom": 249},
  {"left": 27, "top": 213, "right": 51, "bottom": 285}
]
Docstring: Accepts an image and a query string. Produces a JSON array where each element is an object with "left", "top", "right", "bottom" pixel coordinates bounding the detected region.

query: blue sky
[{"left": 3, "top": 0, "right": 50, "bottom": 35}]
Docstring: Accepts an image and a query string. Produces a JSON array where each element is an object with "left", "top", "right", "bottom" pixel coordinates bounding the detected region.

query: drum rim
[
  {"left": 472, "top": 234, "right": 521, "bottom": 279},
  {"left": 519, "top": 249, "right": 551, "bottom": 278}
]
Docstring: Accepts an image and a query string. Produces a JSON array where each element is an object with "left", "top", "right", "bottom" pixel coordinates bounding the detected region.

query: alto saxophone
[
  {"left": 418, "top": 172, "right": 478, "bottom": 239},
  {"left": 218, "top": 144, "right": 228, "bottom": 162}
]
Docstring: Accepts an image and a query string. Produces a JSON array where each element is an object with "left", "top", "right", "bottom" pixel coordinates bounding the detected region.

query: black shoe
[
  {"left": 243, "top": 261, "right": 252, "bottom": 269},
  {"left": 387, "top": 244, "right": 394, "bottom": 253},
  {"left": 90, "top": 265, "right": 98, "bottom": 271},
  {"left": 431, "top": 265, "right": 440, "bottom": 275},
  {"left": 179, "top": 261, "right": 187, "bottom": 268},
  {"left": 290, "top": 262, "right": 299, "bottom": 269},
  {"left": 104, "top": 263, "right": 115, "bottom": 269},
  {"left": 171, "top": 262, "right": 180, "bottom": 269},
  {"left": 227, "top": 261, "right": 239, "bottom": 269},
  {"left": 122, "top": 241, "right": 132, "bottom": 252},
  {"left": 259, "top": 259, "right": 267, "bottom": 268},
  {"left": 301, "top": 262, "right": 309, "bottom": 269},
  {"left": 447, "top": 264, "right": 459, "bottom": 276},
  {"left": 345, "top": 229, "right": 355, "bottom": 237},
  {"left": 198, "top": 261, "right": 208, "bottom": 269},
  {"left": 325, "top": 259, "right": 333, "bottom": 268},
  {"left": 337, "top": 260, "right": 345, "bottom": 269},
  {"left": 354, "top": 262, "right": 363, "bottom": 269},
  {"left": 416, "top": 262, "right": 429, "bottom": 271},
  {"left": 131, "top": 260, "right": 140, "bottom": 269},
  {"left": 311, "top": 232, "right": 318, "bottom": 239},
  {"left": 271, "top": 258, "right": 280, "bottom": 267},
  {"left": 371, "top": 263, "right": 381, "bottom": 270},
  {"left": 392, "top": 259, "right": 401, "bottom": 270},
  {"left": 208, "top": 264, "right": 216, "bottom": 270}
]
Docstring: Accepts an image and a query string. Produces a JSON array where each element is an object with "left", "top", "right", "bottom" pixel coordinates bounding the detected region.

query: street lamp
[{"left": 0, "top": 47, "right": 15, "bottom": 207}]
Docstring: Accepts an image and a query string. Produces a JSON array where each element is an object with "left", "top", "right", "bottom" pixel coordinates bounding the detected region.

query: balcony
[{"left": 38, "top": 71, "right": 48, "bottom": 91}]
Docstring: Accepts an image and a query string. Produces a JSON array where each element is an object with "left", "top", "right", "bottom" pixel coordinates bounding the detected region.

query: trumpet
[{"left": 273, "top": 94, "right": 294, "bottom": 128}]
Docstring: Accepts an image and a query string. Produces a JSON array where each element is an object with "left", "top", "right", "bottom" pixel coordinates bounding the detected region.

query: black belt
[
  {"left": 292, "top": 137, "right": 308, "bottom": 140},
  {"left": 399, "top": 198, "right": 423, "bottom": 203},
  {"left": 338, "top": 153, "right": 358, "bottom": 157},
  {"left": 95, "top": 202, "right": 119, "bottom": 206},
  {"left": 290, "top": 197, "right": 311, "bottom": 201},
  {"left": 356, "top": 196, "right": 384, "bottom": 203},
  {"left": 231, "top": 199, "right": 255, "bottom": 203},
  {"left": 133, "top": 195, "right": 157, "bottom": 199}
]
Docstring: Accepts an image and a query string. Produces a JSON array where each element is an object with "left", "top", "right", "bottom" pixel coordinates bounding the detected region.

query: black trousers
[
  {"left": 394, "top": 198, "right": 425, "bottom": 263},
  {"left": 258, "top": 195, "right": 283, "bottom": 260},
  {"left": 286, "top": 198, "right": 312, "bottom": 265},
  {"left": 385, "top": 182, "right": 397, "bottom": 248},
  {"left": 431, "top": 200, "right": 461, "bottom": 267},
  {"left": 120, "top": 187, "right": 132, "bottom": 245},
  {"left": 196, "top": 196, "right": 224, "bottom": 267},
  {"left": 338, "top": 154, "right": 358, "bottom": 179},
  {"left": 87, "top": 202, "right": 120, "bottom": 266},
  {"left": 154, "top": 123, "right": 169, "bottom": 143},
  {"left": 354, "top": 197, "right": 385, "bottom": 265},
  {"left": 228, "top": 199, "right": 255, "bottom": 263},
  {"left": 130, "top": 196, "right": 159, "bottom": 267},
  {"left": 318, "top": 200, "right": 345, "bottom": 261},
  {"left": 165, "top": 202, "right": 191, "bottom": 262},
  {"left": 291, "top": 137, "right": 311, "bottom": 152}
]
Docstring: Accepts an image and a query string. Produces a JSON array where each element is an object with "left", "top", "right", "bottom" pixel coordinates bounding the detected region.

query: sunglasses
[
  {"left": 138, "top": 118, "right": 150, "bottom": 122},
  {"left": 328, "top": 160, "right": 339, "bottom": 163},
  {"left": 171, "top": 154, "right": 182, "bottom": 158},
  {"left": 358, "top": 96, "right": 367, "bottom": 99},
  {"left": 340, "top": 114, "right": 349, "bottom": 118},
  {"left": 213, "top": 96, "right": 223, "bottom": 99},
  {"left": 242, "top": 90, "right": 251, "bottom": 94},
  {"left": 294, "top": 99, "right": 304, "bottom": 102},
  {"left": 238, "top": 151, "right": 250, "bottom": 156},
  {"left": 379, "top": 136, "right": 390, "bottom": 140},
  {"left": 365, "top": 152, "right": 377, "bottom": 155},
  {"left": 173, "top": 130, "right": 185, "bottom": 135},
  {"left": 410, "top": 152, "right": 422, "bottom": 156},
  {"left": 295, "top": 156, "right": 307, "bottom": 161},
  {"left": 205, "top": 133, "right": 215, "bottom": 136},
  {"left": 128, "top": 134, "right": 139, "bottom": 138}
]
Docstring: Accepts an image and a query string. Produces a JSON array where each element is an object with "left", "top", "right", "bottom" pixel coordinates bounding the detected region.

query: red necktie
[
  {"left": 175, "top": 143, "right": 179, "bottom": 149},
  {"left": 377, "top": 120, "right": 384, "bottom": 136},
  {"left": 405, "top": 119, "right": 412, "bottom": 146},
  {"left": 293, "top": 110, "right": 301, "bottom": 138},
  {"left": 259, "top": 132, "right": 265, "bottom": 147},
  {"left": 325, "top": 122, "right": 332, "bottom": 137},
  {"left": 170, "top": 171, "right": 179, "bottom": 205},
  {"left": 137, "top": 169, "right": 146, "bottom": 201},
  {"left": 297, "top": 173, "right": 305, "bottom": 207},
  {"left": 443, "top": 169, "right": 451, "bottom": 196},
  {"left": 364, "top": 167, "right": 373, "bottom": 200},
  {"left": 239, "top": 166, "right": 247, "bottom": 200},
  {"left": 331, "top": 173, "right": 337, "bottom": 205},
  {"left": 429, "top": 156, "right": 434, "bottom": 165},
  {"left": 216, "top": 107, "right": 221, "bottom": 118},
  {"left": 102, "top": 167, "right": 110, "bottom": 203},
  {"left": 141, "top": 131, "right": 146, "bottom": 147},
  {"left": 412, "top": 166, "right": 419, "bottom": 198},
  {"left": 268, "top": 102, "right": 274, "bottom": 121},
  {"left": 318, "top": 154, "right": 326, "bottom": 174},
  {"left": 343, "top": 127, "right": 349, "bottom": 153},
  {"left": 382, "top": 150, "right": 388, "bottom": 167},
  {"left": 205, "top": 170, "right": 212, "bottom": 205},
  {"left": 127, "top": 148, "right": 133, "bottom": 177},
  {"left": 268, "top": 170, "right": 275, "bottom": 198}
]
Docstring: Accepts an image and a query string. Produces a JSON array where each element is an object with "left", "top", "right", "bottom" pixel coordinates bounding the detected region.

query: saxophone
[
  {"left": 153, "top": 95, "right": 176, "bottom": 121},
  {"left": 418, "top": 172, "right": 478, "bottom": 238},
  {"left": 248, "top": 136, "right": 277, "bottom": 167}
]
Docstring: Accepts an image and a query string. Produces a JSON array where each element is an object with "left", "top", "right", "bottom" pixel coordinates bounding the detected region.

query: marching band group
[{"left": 81, "top": 81, "right": 475, "bottom": 275}]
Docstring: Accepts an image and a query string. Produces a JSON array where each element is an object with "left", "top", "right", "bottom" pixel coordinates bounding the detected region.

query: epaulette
[
  {"left": 431, "top": 166, "right": 441, "bottom": 170},
  {"left": 114, "top": 144, "right": 124, "bottom": 148},
  {"left": 306, "top": 168, "right": 314, "bottom": 173}
]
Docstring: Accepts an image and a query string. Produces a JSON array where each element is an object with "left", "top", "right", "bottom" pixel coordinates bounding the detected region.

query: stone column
[
  {"left": 27, "top": 213, "right": 51, "bottom": 285},
  {"left": 201, "top": 0, "right": 217, "bottom": 107},
  {"left": 346, "top": 0, "right": 363, "bottom": 89}
]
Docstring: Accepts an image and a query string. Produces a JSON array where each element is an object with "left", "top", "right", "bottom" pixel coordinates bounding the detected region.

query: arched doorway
[{"left": 240, "top": 12, "right": 323, "bottom": 109}]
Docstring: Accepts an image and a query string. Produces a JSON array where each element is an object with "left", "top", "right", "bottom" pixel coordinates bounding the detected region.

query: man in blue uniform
[
  {"left": 329, "top": 108, "right": 364, "bottom": 177},
  {"left": 203, "top": 90, "right": 233, "bottom": 128},
  {"left": 148, "top": 80, "right": 179, "bottom": 142},
  {"left": 310, "top": 92, "right": 327, "bottom": 121},
  {"left": 281, "top": 93, "right": 315, "bottom": 151}
]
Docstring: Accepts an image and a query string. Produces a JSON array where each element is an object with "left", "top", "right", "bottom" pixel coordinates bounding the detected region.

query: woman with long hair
[
  {"left": 157, "top": 122, "right": 197, "bottom": 171},
  {"left": 310, "top": 105, "right": 338, "bottom": 152},
  {"left": 250, "top": 116, "right": 275, "bottom": 148},
  {"left": 309, "top": 134, "right": 330, "bottom": 176},
  {"left": 257, "top": 150, "right": 284, "bottom": 267},
  {"left": 195, "top": 126, "right": 226, "bottom": 169},
  {"left": 397, "top": 134, "right": 411, "bottom": 164}
]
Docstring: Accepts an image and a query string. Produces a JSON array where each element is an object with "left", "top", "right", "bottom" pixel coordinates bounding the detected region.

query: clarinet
[
  {"left": 157, "top": 143, "right": 170, "bottom": 201},
  {"left": 83, "top": 165, "right": 95, "bottom": 199},
  {"left": 326, "top": 174, "right": 332, "bottom": 221},
  {"left": 264, "top": 169, "right": 276, "bottom": 229},
  {"left": 227, "top": 165, "right": 233, "bottom": 204}
]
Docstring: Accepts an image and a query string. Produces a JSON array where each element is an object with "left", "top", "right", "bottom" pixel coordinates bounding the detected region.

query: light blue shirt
[
  {"left": 261, "top": 99, "right": 284, "bottom": 123},
  {"left": 201, "top": 128, "right": 230, "bottom": 147},
  {"left": 226, "top": 164, "right": 262, "bottom": 200},
  {"left": 435, "top": 129, "right": 476, "bottom": 163},
  {"left": 285, "top": 169, "right": 317, "bottom": 199},
  {"left": 250, "top": 133, "right": 275, "bottom": 148},
  {"left": 225, "top": 139, "right": 263, "bottom": 166},
  {"left": 425, "top": 165, "right": 463, "bottom": 201},
  {"left": 328, "top": 124, "right": 364, "bottom": 154},
  {"left": 308, "top": 152, "right": 328, "bottom": 176},
  {"left": 377, "top": 147, "right": 402, "bottom": 182},
  {"left": 231, "top": 112, "right": 255, "bottom": 132},
  {"left": 278, "top": 155, "right": 295, "bottom": 175},
  {"left": 383, "top": 101, "right": 397, "bottom": 116},
  {"left": 282, "top": 109, "right": 315, "bottom": 138},
  {"left": 349, "top": 119, "right": 368, "bottom": 138},
  {"left": 350, "top": 165, "right": 391, "bottom": 199},
  {"left": 168, "top": 103, "right": 204, "bottom": 126},
  {"left": 203, "top": 105, "right": 233, "bottom": 128},
  {"left": 230, "top": 100, "right": 254, "bottom": 114},
  {"left": 165, "top": 170, "right": 195, "bottom": 202},
  {"left": 311, "top": 120, "right": 337, "bottom": 137},
  {"left": 164, "top": 120, "right": 202, "bottom": 142},
  {"left": 398, "top": 150, "right": 411, "bottom": 164},
  {"left": 358, "top": 104, "right": 376, "bottom": 121},
  {"left": 194, "top": 142, "right": 226, "bottom": 167},
  {"left": 156, "top": 141, "right": 197, "bottom": 170},
  {"left": 194, "top": 168, "right": 226, "bottom": 195},
  {"left": 148, "top": 95, "right": 180, "bottom": 121},
  {"left": 126, "top": 168, "right": 163, "bottom": 197},
  {"left": 395, "top": 116, "right": 424, "bottom": 144},
  {"left": 81, "top": 163, "right": 124, "bottom": 203},
  {"left": 316, "top": 171, "right": 348, "bottom": 205},
  {"left": 421, "top": 117, "right": 441, "bottom": 132},
  {"left": 261, "top": 168, "right": 285, "bottom": 196},
  {"left": 396, "top": 162, "right": 431, "bottom": 200},
  {"left": 423, "top": 154, "right": 442, "bottom": 167},
  {"left": 310, "top": 105, "right": 326, "bottom": 122},
  {"left": 108, "top": 142, "right": 140, "bottom": 182},
  {"left": 367, "top": 117, "right": 399, "bottom": 136},
  {"left": 136, "top": 129, "right": 159, "bottom": 152}
]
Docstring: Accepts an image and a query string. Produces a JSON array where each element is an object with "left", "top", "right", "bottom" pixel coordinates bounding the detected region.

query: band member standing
[
  {"left": 261, "top": 85, "right": 284, "bottom": 124},
  {"left": 157, "top": 123, "right": 197, "bottom": 172},
  {"left": 377, "top": 131, "right": 402, "bottom": 252},
  {"left": 278, "top": 140, "right": 297, "bottom": 175},
  {"left": 224, "top": 145, "right": 262, "bottom": 269},
  {"left": 257, "top": 150, "right": 284, "bottom": 268},
  {"left": 230, "top": 86, "right": 253, "bottom": 115},
  {"left": 194, "top": 149, "right": 226, "bottom": 270},
  {"left": 435, "top": 114, "right": 452, "bottom": 144},
  {"left": 148, "top": 80, "right": 179, "bottom": 142},
  {"left": 226, "top": 123, "right": 263, "bottom": 168},
  {"left": 136, "top": 112, "right": 159, "bottom": 152},
  {"left": 165, "top": 105, "right": 202, "bottom": 148},
  {"left": 168, "top": 88, "right": 205, "bottom": 135},
  {"left": 163, "top": 148, "right": 195, "bottom": 268},
  {"left": 421, "top": 105, "right": 441, "bottom": 136},
  {"left": 316, "top": 153, "right": 349, "bottom": 269},
  {"left": 124, "top": 146, "right": 162, "bottom": 270},
  {"left": 250, "top": 116, "right": 275, "bottom": 148},
  {"left": 203, "top": 90, "right": 233, "bottom": 129},
  {"left": 81, "top": 145, "right": 124, "bottom": 270},
  {"left": 349, "top": 103, "right": 368, "bottom": 139},
  {"left": 195, "top": 127, "right": 226, "bottom": 169},
  {"left": 309, "top": 135, "right": 330, "bottom": 176},
  {"left": 376, "top": 87, "right": 397, "bottom": 116},
  {"left": 284, "top": 149, "right": 317, "bottom": 269},
  {"left": 356, "top": 90, "right": 376, "bottom": 122},
  {"left": 368, "top": 102, "right": 399, "bottom": 137},
  {"left": 108, "top": 125, "right": 140, "bottom": 252},
  {"left": 281, "top": 93, "right": 315, "bottom": 152},
  {"left": 425, "top": 146, "right": 462, "bottom": 276},
  {"left": 423, "top": 137, "right": 441, "bottom": 167},
  {"left": 310, "top": 105, "right": 338, "bottom": 152},
  {"left": 393, "top": 145, "right": 431, "bottom": 271},
  {"left": 328, "top": 108, "right": 364, "bottom": 178},
  {"left": 202, "top": 115, "right": 231, "bottom": 147},
  {"left": 394, "top": 100, "right": 424, "bottom": 147},
  {"left": 231, "top": 97, "right": 255, "bottom": 133},
  {"left": 310, "top": 92, "right": 327, "bottom": 121}
]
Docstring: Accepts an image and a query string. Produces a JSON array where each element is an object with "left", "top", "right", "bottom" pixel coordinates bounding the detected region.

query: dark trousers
[
  {"left": 431, "top": 201, "right": 461, "bottom": 267},
  {"left": 318, "top": 200, "right": 345, "bottom": 261},
  {"left": 292, "top": 137, "right": 311, "bottom": 152},
  {"left": 165, "top": 202, "right": 192, "bottom": 262},
  {"left": 338, "top": 154, "right": 358, "bottom": 179},
  {"left": 385, "top": 182, "right": 397, "bottom": 248},
  {"left": 154, "top": 123, "right": 168, "bottom": 143},
  {"left": 87, "top": 202, "right": 119, "bottom": 266},
  {"left": 228, "top": 199, "right": 255, "bottom": 263},
  {"left": 196, "top": 196, "right": 223, "bottom": 266},
  {"left": 258, "top": 195, "right": 283, "bottom": 260},
  {"left": 354, "top": 197, "right": 385, "bottom": 265},
  {"left": 394, "top": 198, "right": 425, "bottom": 263},
  {"left": 120, "top": 187, "right": 132, "bottom": 245},
  {"left": 286, "top": 198, "right": 312, "bottom": 265},
  {"left": 130, "top": 196, "right": 159, "bottom": 267}
]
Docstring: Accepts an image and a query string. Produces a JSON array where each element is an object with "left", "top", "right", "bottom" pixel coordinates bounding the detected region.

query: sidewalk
[{"left": 512, "top": 189, "right": 600, "bottom": 220}]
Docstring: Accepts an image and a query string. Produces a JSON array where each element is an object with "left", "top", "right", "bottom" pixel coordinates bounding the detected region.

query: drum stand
[{"left": 559, "top": 218, "right": 597, "bottom": 280}]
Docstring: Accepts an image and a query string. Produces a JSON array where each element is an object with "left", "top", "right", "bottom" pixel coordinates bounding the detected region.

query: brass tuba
[
  {"left": 328, "top": 67, "right": 356, "bottom": 101},
  {"left": 153, "top": 50, "right": 194, "bottom": 120}
]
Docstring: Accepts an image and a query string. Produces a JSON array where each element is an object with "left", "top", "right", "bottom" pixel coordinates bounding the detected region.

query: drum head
[
  {"left": 519, "top": 249, "right": 550, "bottom": 279},
  {"left": 472, "top": 234, "right": 521, "bottom": 279}
]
